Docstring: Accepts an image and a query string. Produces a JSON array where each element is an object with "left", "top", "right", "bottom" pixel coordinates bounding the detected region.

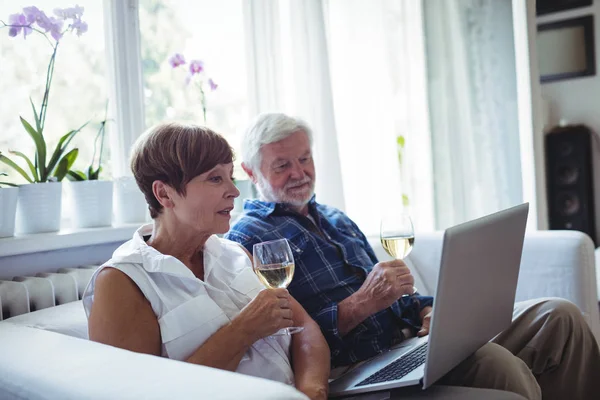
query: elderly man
[{"left": 226, "top": 112, "right": 600, "bottom": 400}]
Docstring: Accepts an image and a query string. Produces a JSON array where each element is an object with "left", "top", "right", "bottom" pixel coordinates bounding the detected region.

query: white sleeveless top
[{"left": 82, "top": 224, "right": 294, "bottom": 385}]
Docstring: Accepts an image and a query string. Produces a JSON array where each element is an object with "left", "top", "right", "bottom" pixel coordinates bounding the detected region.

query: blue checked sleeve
[{"left": 312, "top": 302, "right": 345, "bottom": 357}]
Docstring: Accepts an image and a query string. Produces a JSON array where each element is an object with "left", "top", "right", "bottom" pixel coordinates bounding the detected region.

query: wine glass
[
  {"left": 252, "top": 238, "right": 304, "bottom": 335},
  {"left": 380, "top": 213, "right": 418, "bottom": 296}
]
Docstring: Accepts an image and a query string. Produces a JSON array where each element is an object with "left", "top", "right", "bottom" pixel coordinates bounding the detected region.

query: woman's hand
[{"left": 234, "top": 288, "right": 294, "bottom": 343}]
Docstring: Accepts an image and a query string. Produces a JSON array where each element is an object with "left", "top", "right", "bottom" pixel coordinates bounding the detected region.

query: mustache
[{"left": 284, "top": 176, "right": 313, "bottom": 190}]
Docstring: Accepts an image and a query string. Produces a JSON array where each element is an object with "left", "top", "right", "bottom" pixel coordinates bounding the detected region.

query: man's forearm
[{"left": 337, "top": 293, "right": 372, "bottom": 336}]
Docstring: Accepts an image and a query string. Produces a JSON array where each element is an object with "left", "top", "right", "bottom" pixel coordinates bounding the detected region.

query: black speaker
[{"left": 545, "top": 124, "right": 596, "bottom": 245}]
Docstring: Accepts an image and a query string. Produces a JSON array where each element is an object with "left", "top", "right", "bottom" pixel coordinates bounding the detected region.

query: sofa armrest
[
  {"left": 516, "top": 231, "right": 600, "bottom": 340},
  {"left": 0, "top": 323, "right": 308, "bottom": 400}
]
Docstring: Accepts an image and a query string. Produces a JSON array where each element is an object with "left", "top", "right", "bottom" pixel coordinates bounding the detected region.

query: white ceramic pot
[
  {"left": 15, "top": 182, "right": 62, "bottom": 234},
  {"left": 67, "top": 180, "right": 113, "bottom": 228},
  {"left": 113, "top": 176, "right": 148, "bottom": 224},
  {"left": 0, "top": 186, "right": 19, "bottom": 238}
]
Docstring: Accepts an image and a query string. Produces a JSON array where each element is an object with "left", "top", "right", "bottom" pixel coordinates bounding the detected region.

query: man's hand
[
  {"left": 417, "top": 306, "right": 433, "bottom": 337},
  {"left": 356, "top": 259, "right": 415, "bottom": 315}
]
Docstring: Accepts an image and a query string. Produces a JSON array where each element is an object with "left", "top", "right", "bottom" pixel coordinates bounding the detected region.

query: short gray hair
[{"left": 241, "top": 113, "right": 313, "bottom": 170}]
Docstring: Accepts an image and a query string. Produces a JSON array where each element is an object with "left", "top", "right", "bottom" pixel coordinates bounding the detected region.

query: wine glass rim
[{"left": 253, "top": 238, "right": 290, "bottom": 246}]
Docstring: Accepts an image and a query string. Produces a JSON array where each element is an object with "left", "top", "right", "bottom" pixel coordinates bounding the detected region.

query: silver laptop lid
[{"left": 422, "top": 203, "right": 529, "bottom": 388}]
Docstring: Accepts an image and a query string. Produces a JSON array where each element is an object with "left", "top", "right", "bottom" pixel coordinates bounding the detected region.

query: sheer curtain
[
  {"left": 424, "top": 0, "right": 523, "bottom": 229},
  {"left": 325, "top": 0, "right": 434, "bottom": 234}
]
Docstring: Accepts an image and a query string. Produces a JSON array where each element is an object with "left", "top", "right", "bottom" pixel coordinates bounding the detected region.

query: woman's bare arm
[
  {"left": 88, "top": 267, "right": 291, "bottom": 372},
  {"left": 289, "top": 297, "right": 331, "bottom": 400}
]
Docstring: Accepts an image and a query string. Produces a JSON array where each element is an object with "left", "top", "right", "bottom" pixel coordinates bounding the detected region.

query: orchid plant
[
  {"left": 67, "top": 101, "right": 110, "bottom": 181},
  {"left": 0, "top": 5, "right": 89, "bottom": 183},
  {"left": 169, "top": 53, "right": 218, "bottom": 123}
]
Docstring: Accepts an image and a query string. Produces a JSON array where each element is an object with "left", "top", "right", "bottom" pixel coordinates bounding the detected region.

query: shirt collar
[{"left": 243, "top": 194, "right": 318, "bottom": 217}]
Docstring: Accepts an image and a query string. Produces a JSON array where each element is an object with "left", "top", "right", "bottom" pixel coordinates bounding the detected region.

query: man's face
[{"left": 253, "top": 130, "right": 315, "bottom": 207}]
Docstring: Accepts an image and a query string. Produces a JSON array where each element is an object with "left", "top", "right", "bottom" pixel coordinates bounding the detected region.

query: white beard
[{"left": 255, "top": 173, "right": 314, "bottom": 208}]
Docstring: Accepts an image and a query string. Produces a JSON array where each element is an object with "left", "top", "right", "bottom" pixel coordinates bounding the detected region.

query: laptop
[{"left": 329, "top": 203, "right": 529, "bottom": 397}]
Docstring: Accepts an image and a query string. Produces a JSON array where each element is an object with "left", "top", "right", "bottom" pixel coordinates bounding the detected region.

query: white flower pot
[
  {"left": 67, "top": 180, "right": 113, "bottom": 229},
  {"left": 0, "top": 187, "right": 19, "bottom": 238},
  {"left": 113, "top": 176, "right": 148, "bottom": 224},
  {"left": 16, "top": 182, "right": 62, "bottom": 234}
]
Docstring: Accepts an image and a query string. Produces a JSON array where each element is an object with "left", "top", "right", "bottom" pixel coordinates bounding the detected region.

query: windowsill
[
  {"left": 0, "top": 224, "right": 141, "bottom": 258},
  {"left": 0, "top": 210, "right": 244, "bottom": 258}
]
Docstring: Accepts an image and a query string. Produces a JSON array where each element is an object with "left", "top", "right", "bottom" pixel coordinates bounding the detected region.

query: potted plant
[
  {"left": 0, "top": 5, "right": 89, "bottom": 234},
  {"left": 65, "top": 103, "right": 113, "bottom": 228},
  {"left": 0, "top": 173, "right": 19, "bottom": 238}
]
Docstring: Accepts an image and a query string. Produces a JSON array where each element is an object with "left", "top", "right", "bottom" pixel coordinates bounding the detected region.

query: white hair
[{"left": 241, "top": 112, "right": 313, "bottom": 171}]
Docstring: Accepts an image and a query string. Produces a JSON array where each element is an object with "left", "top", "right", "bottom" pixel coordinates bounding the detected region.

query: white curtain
[
  {"left": 424, "top": 0, "right": 523, "bottom": 229},
  {"left": 325, "top": 0, "right": 434, "bottom": 234},
  {"left": 243, "top": 0, "right": 346, "bottom": 211}
]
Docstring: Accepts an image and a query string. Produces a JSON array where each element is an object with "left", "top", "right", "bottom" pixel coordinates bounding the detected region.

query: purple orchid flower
[
  {"left": 23, "top": 6, "right": 44, "bottom": 24},
  {"left": 70, "top": 19, "right": 88, "bottom": 36},
  {"left": 208, "top": 78, "right": 218, "bottom": 91},
  {"left": 169, "top": 53, "right": 186, "bottom": 68},
  {"left": 189, "top": 59, "right": 204, "bottom": 75},
  {"left": 53, "top": 5, "right": 84, "bottom": 20},
  {"left": 7, "top": 13, "right": 32, "bottom": 38}
]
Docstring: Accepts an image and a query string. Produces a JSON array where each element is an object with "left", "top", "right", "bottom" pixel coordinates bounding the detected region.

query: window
[
  {"left": 139, "top": 0, "right": 250, "bottom": 175},
  {"left": 0, "top": 0, "right": 111, "bottom": 184}
]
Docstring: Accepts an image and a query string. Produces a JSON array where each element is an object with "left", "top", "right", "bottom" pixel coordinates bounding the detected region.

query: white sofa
[{"left": 0, "top": 230, "right": 597, "bottom": 399}]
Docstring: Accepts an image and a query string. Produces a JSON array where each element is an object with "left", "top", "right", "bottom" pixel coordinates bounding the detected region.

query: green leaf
[
  {"left": 53, "top": 148, "right": 79, "bottom": 182},
  {"left": 67, "top": 170, "right": 86, "bottom": 181},
  {"left": 30, "top": 98, "right": 41, "bottom": 134},
  {"left": 20, "top": 116, "right": 46, "bottom": 181},
  {"left": 47, "top": 121, "right": 89, "bottom": 177},
  {"left": 396, "top": 135, "right": 405, "bottom": 148},
  {"left": 90, "top": 166, "right": 102, "bottom": 180},
  {"left": 8, "top": 150, "right": 39, "bottom": 182},
  {"left": 402, "top": 194, "right": 410, "bottom": 207},
  {"left": 0, "top": 153, "right": 33, "bottom": 183},
  {"left": 0, "top": 182, "right": 18, "bottom": 187}
]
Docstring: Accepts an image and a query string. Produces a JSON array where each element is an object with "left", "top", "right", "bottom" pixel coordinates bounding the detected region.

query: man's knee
[
  {"left": 472, "top": 343, "right": 523, "bottom": 376},
  {"left": 469, "top": 343, "right": 541, "bottom": 400},
  {"left": 536, "top": 298, "right": 585, "bottom": 332}
]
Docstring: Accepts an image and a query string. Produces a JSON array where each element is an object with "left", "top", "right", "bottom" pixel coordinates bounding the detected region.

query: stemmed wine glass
[
  {"left": 252, "top": 238, "right": 304, "bottom": 335},
  {"left": 380, "top": 213, "right": 418, "bottom": 296}
]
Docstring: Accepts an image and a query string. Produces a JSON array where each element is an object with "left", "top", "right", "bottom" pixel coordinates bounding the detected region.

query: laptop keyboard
[{"left": 355, "top": 342, "right": 428, "bottom": 387}]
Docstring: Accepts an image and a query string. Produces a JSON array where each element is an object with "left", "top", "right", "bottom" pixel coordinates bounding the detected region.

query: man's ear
[
  {"left": 241, "top": 162, "right": 258, "bottom": 184},
  {"left": 152, "top": 180, "right": 175, "bottom": 210}
]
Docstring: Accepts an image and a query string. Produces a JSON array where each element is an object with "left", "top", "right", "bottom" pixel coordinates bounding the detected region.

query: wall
[{"left": 537, "top": 2, "right": 600, "bottom": 243}]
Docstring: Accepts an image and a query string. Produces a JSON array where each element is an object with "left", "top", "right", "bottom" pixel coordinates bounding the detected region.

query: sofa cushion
[{"left": 1, "top": 300, "right": 88, "bottom": 339}]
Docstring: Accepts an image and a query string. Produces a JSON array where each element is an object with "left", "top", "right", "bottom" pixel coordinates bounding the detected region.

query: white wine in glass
[
  {"left": 380, "top": 213, "right": 418, "bottom": 295},
  {"left": 253, "top": 238, "right": 304, "bottom": 335}
]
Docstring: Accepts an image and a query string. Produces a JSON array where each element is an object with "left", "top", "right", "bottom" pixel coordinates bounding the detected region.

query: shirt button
[
  {"left": 352, "top": 233, "right": 357, "bottom": 237},
  {"left": 295, "top": 249, "right": 301, "bottom": 253}
]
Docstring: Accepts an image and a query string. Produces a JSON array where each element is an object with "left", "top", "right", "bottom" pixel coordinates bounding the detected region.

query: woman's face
[{"left": 169, "top": 163, "right": 240, "bottom": 235}]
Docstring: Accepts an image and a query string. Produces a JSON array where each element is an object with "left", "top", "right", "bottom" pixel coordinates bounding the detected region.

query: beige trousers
[{"left": 439, "top": 298, "right": 600, "bottom": 400}]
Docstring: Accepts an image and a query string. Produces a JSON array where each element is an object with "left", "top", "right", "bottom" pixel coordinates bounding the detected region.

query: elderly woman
[{"left": 82, "top": 122, "right": 330, "bottom": 399}]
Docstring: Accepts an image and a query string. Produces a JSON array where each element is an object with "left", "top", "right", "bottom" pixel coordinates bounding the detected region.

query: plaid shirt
[{"left": 226, "top": 196, "right": 433, "bottom": 367}]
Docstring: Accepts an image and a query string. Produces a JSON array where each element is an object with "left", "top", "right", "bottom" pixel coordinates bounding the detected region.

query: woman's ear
[{"left": 152, "top": 180, "right": 175, "bottom": 210}]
